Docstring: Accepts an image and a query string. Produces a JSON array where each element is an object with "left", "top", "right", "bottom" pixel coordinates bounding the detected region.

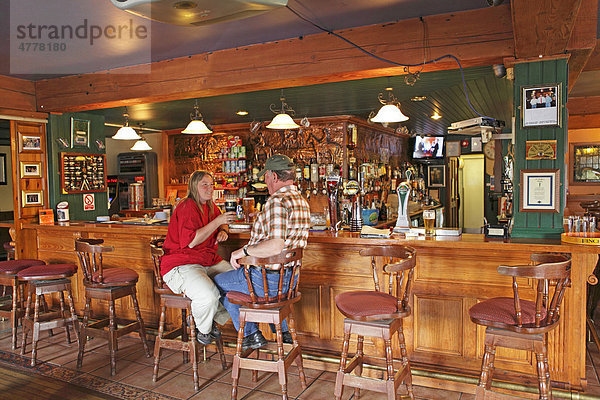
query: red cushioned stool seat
[
  {"left": 335, "top": 291, "right": 399, "bottom": 319},
  {"left": 91, "top": 267, "right": 138, "bottom": 285},
  {"left": 0, "top": 259, "right": 45, "bottom": 275},
  {"left": 17, "top": 264, "right": 77, "bottom": 281},
  {"left": 468, "top": 297, "right": 547, "bottom": 326}
]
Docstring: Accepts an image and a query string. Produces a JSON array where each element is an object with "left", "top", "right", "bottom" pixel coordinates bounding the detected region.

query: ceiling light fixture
[
  {"left": 112, "top": 108, "right": 141, "bottom": 140},
  {"left": 182, "top": 99, "right": 212, "bottom": 134},
  {"left": 371, "top": 87, "right": 409, "bottom": 123},
  {"left": 266, "top": 90, "right": 300, "bottom": 130},
  {"left": 130, "top": 123, "right": 152, "bottom": 151},
  {"left": 236, "top": 110, "right": 248, "bottom": 116},
  {"left": 410, "top": 96, "right": 427, "bottom": 102},
  {"left": 431, "top": 111, "right": 442, "bottom": 120}
]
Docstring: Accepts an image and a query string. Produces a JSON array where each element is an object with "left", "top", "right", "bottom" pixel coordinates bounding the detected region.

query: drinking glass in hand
[{"left": 423, "top": 209, "right": 436, "bottom": 236}]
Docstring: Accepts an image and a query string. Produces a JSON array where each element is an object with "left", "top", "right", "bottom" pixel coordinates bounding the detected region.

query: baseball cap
[{"left": 257, "top": 154, "right": 295, "bottom": 178}]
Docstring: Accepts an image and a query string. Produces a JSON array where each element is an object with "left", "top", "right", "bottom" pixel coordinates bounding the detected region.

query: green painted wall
[
  {"left": 47, "top": 113, "right": 108, "bottom": 221},
  {"left": 511, "top": 59, "right": 567, "bottom": 238}
]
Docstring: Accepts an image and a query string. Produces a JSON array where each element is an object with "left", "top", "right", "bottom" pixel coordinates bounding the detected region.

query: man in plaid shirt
[{"left": 214, "top": 154, "right": 310, "bottom": 350}]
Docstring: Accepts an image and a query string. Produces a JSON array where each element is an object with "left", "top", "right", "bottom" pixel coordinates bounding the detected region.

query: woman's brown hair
[{"left": 184, "top": 170, "right": 215, "bottom": 218}]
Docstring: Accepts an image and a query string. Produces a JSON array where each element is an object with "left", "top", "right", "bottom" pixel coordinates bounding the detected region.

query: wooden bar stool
[
  {"left": 0, "top": 259, "right": 46, "bottom": 349},
  {"left": 334, "top": 245, "right": 417, "bottom": 400},
  {"left": 18, "top": 263, "right": 79, "bottom": 366},
  {"left": 468, "top": 253, "right": 571, "bottom": 400},
  {"left": 150, "top": 238, "right": 227, "bottom": 391},
  {"left": 75, "top": 238, "right": 151, "bottom": 376},
  {"left": 228, "top": 248, "right": 306, "bottom": 400}
]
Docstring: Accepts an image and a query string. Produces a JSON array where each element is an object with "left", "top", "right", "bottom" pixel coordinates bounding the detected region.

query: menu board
[{"left": 60, "top": 153, "right": 106, "bottom": 193}]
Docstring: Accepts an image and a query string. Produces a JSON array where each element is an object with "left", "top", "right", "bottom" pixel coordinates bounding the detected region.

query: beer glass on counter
[
  {"left": 242, "top": 197, "right": 255, "bottom": 223},
  {"left": 423, "top": 209, "right": 436, "bottom": 236}
]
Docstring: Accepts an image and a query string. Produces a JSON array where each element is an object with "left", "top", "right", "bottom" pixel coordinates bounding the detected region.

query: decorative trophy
[
  {"left": 326, "top": 173, "right": 342, "bottom": 231},
  {"left": 393, "top": 170, "right": 412, "bottom": 233},
  {"left": 346, "top": 180, "right": 362, "bottom": 232}
]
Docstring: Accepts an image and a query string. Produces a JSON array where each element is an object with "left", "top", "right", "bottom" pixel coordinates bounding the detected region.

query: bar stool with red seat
[
  {"left": 18, "top": 263, "right": 79, "bottom": 366},
  {"left": 150, "top": 238, "right": 227, "bottom": 391},
  {"left": 228, "top": 248, "right": 307, "bottom": 400},
  {"left": 468, "top": 253, "right": 571, "bottom": 400},
  {"left": 334, "top": 245, "right": 417, "bottom": 400},
  {"left": 0, "top": 259, "right": 45, "bottom": 349},
  {"left": 75, "top": 238, "right": 151, "bottom": 376}
]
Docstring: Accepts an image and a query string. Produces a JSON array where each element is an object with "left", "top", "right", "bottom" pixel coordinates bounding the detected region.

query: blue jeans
[{"left": 214, "top": 267, "right": 294, "bottom": 337}]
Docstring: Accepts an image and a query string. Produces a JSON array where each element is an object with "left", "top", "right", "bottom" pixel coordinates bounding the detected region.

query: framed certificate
[{"left": 519, "top": 169, "right": 560, "bottom": 213}]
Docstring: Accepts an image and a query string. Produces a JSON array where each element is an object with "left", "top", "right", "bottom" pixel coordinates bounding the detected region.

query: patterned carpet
[{"left": 0, "top": 350, "right": 180, "bottom": 400}]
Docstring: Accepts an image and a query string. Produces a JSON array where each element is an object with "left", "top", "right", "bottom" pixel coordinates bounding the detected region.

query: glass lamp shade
[
  {"left": 266, "top": 113, "right": 300, "bottom": 129},
  {"left": 182, "top": 120, "right": 212, "bottom": 134},
  {"left": 130, "top": 138, "right": 152, "bottom": 151},
  {"left": 371, "top": 104, "right": 409, "bottom": 123},
  {"left": 112, "top": 125, "right": 141, "bottom": 140}
]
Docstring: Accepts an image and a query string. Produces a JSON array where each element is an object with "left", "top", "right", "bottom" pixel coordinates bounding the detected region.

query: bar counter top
[{"left": 23, "top": 221, "right": 600, "bottom": 392}]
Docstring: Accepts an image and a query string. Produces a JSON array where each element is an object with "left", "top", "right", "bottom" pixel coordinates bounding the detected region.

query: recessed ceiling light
[
  {"left": 411, "top": 96, "right": 427, "bottom": 102},
  {"left": 431, "top": 112, "right": 442, "bottom": 120},
  {"left": 236, "top": 110, "right": 248, "bottom": 116}
]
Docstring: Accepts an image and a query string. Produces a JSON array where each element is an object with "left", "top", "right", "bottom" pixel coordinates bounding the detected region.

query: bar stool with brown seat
[
  {"left": 227, "top": 248, "right": 307, "bottom": 400},
  {"left": 18, "top": 263, "right": 80, "bottom": 366},
  {"left": 150, "top": 238, "right": 227, "bottom": 391},
  {"left": 334, "top": 245, "right": 417, "bottom": 400},
  {"left": 468, "top": 253, "right": 571, "bottom": 400},
  {"left": 75, "top": 238, "right": 151, "bottom": 376},
  {"left": 0, "top": 259, "right": 46, "bottom": 349},
  {"left": 3, "top": 227, "right": 16, "bottom": 261}
]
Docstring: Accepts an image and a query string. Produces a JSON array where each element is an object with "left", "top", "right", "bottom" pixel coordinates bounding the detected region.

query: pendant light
[
  {"left": 130, "top": 123, "right": 152, "bottom": 151},
  {"left": 112, "top": 108, "right": 141, "bottom": 140},
  {"left": 266, "top": 90, "right": 300, "bottom": 130},
  {"left": 371, "top": 87, "right": 409, "bottom": 123},
  {"left": 182, "top": 99, "right": 212, "bottom": 134}
]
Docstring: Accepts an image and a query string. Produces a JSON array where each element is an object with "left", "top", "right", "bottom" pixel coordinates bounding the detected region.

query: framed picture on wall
[
  {"left": 22, "top": 190, "right": 43, "bottom": 207},
  {"left": 0, "top": 154, "right": 6, "bottom": 185},
  {"left": 427, "top": 164, "right": 446, "bottom": 188},
  {"left": 19, "top": 134, "right": 42, "bottom": 152},
  {"left": 519, "top": 169, "right": 560, "bottom": 213},
  {"left": 20, "top": 162, "right": 41, "bottom": 178},
  {"left": 71, "top": 118, "right": 90, "bottom": 148},
  {"left": 522, "top": 84, "right": 561, "bottom": 128}
]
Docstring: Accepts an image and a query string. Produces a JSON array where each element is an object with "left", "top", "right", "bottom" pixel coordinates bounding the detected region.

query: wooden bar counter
[{"left": 25, "top": 222, "right": 599, "bottom": 391}]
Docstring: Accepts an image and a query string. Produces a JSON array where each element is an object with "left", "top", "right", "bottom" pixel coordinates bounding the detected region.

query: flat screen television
[{"left": 412, "top": 136, "right": 444, "bottom": 159}]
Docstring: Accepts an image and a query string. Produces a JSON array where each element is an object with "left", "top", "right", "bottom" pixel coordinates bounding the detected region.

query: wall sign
[
  {"left": 83, "top": 193, "right": 95, "bottom": 211},
  {"left": 60, "top": 152, "right": 106, "bottom": 193},
  {"left": 525, "top": 140, "right": 557, "bottom": 160},
  {"left": 519, "top": 169, "right": 560, "bottom": 213}
]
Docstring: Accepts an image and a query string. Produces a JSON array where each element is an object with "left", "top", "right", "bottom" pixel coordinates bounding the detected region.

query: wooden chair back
[
  {"left": 74, "top": 238, "right": 113, "bottom": 284},
  {"left": 150, "top": 238, "right": 166, "bottom": 292},
  {"left": 498, "top": 252, "right": 571, "bottom": 333},
  {"left": 238, "top": 248, "right": 303, "bottom": 308},
  {"left": 359, "top": 245, "right": 416, "bottom": 315}
]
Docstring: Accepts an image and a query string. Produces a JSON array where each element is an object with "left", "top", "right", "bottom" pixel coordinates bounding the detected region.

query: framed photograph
[
  {"left": 446, "top": 141, "right": 460, "bottom": 157},
  {"left": 519, "top": 169, "right": 560, "bottom": 213},
  {"left": 522, "top": 84, "right": 561, "bottom": 127},
  {"left": 0, "top": 154, "right": 5, "bottom": 185},
  {"left": 20, "top": 134, "right": 42, "bottom": 152},
  {"left": 22, "top": 190, "right": 43, "bottom": 207},
  {"left": 427, "top": 164, "right": 446, "bottom": 188},
  {"left": 20, "top": 162, "right": 41, "bottom": 178},
  {"left": 71, "top": 118, "right": 90, "bottom": 148}
]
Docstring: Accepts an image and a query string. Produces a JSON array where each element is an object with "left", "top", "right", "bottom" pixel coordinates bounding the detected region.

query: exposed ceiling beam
[
  {"left": 567, "top": 0, "right": 598, "bottom": 92},
  {"left": 567, "top": 96, "right": 600, "bottom": 115},
  {"left": 34, "top": 5, "right": 513, "bottom": 113},
  {"left": 581, "top": 39, "right": 600, "bottom": 72},
  {"left": 511, "top": 0, "right": 583, "bottom": 59},
  {"left": 0, "top": 75, "right": 37, "bottom": 113},
  {"left": 568, "top": 113, "right": 600, "bottom": 129}
]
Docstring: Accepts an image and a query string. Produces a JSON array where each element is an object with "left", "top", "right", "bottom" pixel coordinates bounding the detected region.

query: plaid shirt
[{"left": 248, "top": 184, "right": 310, "bottom": 250}]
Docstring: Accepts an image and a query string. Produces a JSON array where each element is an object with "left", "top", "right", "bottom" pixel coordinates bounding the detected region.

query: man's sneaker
[
  {"left": 210, "top": 324, "right": 222, "bottom": 339},
  {"left": 282, "top": 331, "right": 293, "bottom": 344},
  {"left": 242, "top": 331, "right": 267, "bottom": 350},
  {"left": 197, "top": 330, "right": 212, "bottom": 345}
]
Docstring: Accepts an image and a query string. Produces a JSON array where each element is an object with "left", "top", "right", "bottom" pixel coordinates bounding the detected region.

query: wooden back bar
[{"left": 25, "top": 222, "right": 599, "bottom": 390}]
